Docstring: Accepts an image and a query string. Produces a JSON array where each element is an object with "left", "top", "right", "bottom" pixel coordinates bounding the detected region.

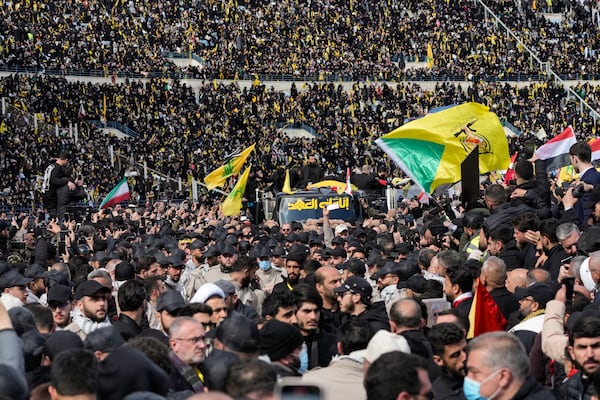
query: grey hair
[
  {"left": 87, "top": 268, "right": 111, "bottom": 283},
  {"left": 556, "top": 223, "right": 580, "bottom": 241},
  {"left": 168, "top": 316, "right": 200, "bottom": 338},
  {"left": 468, "top": 331, "right": 529, "bottom": 380}
]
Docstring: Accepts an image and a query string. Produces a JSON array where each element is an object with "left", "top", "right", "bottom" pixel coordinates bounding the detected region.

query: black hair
[
  {"left": 365, "top": 351, "right": 427, "bottom": 400},
  {"left": 224, "top": 359, "right": 277, "bottom": 399},
  {"left": 569, "top": 315, "right": 600, "bottom": 346},
  {"left": 339, "top": 317, "right": 373, "bottom": 355},
  {"left": 262, "top": 290, "right": 299, "bottom": 318},
  {"left": 428, "top": 322, "right": 466, "bottom": 356},
  {"left": 50, "top": 349, "right": 98, "bottom": 396},
  {"left": 445, "top": 265, "right": 474, "bottom": 294},
  {"left": 539, "top": 218, "right": 560, "bottom": 244},
  {"left": 292, "top": 283, "right": 323, "bottom": 309},
  {"left": 117, "top": 279, "right": 147, "bottom": 311}
]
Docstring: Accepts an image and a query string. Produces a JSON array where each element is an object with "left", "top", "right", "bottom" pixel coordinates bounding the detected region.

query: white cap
[
  {"left": 335, "top": 224, "right": 349, "bottom": 235},
  {"left": 365, "top": 330, "right": 410, "bottom": 363},
  {"left": 580, "top": 258, "right": 596, "bottom": 292},
  {"left": 190, "top": 283, "right": 225, "bottom": 304}
]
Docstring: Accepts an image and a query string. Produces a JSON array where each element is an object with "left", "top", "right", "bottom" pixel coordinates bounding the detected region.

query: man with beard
[
  {"left": 428, "top": 323, "right": 467, "bottom": 400},
  {"left": 508, "top": 283, "right": 555, "bottom": 354},
  {"left": 273, "top": 252, "right": 305, "bottom": 293},
  {"left": 47, "top": 284, "right": 74, "bottom": 329},
  {"left": 315, "top": 266, "right": 342, "bottom": 332},
  {"left": 563, "top": 316, "right": 600, "bottom": 399},
  {"left": 486, "top": 227, "right": 520, "bottom": 270},
  {"left": 538, "top": 218, "right": 568, "bottom": 281},
  {"left": 334, "top": 276, "right": 389, "bottom": 332},
  {"left": 299, "top": 154, "right": 324, "bottom": 189},
  {"left": 444, "top": 265, "right": 474, "bottom": 318},
  {"left": 0, "top": 269, "right": 31, "bottom": 309},
  {"left": 164, "top": 253, "right": 186, "bottom": 296},
  {"left": 65, "top": 280, "right": 112, "bottom": 340},
  {"left": 168, "top": 317, "right": 207, "bottom": 393},
  {"left": 229, "top": 257, "right": 261, "bottom": 315},
  {"left": 512, "top": 213, "right": 540, "bottom": 270},
  {"left": 204, "top": 245, "right": 239, "bottom": 284},
  {"left": 556, "top": 222, "right": 580, "bottom": 257},
  {"left": 292, "top": 284, "right": 337, "bottom": 369}
]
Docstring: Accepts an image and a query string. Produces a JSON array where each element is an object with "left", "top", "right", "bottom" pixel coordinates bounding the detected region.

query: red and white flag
[
  {"left": 78, "top": 101, "right": 86, "bottom": 119},
  {"left": 535, "top": 126, "right": 576, "bottom": 160},
  {"left": 99, "top": 178, "right": 130, "bottom": 209},
  {"left": 503, "top": 152, "right": 519, "bottom": 185},
  {"left": 343, "top": 167, "right": 353, "bottom": 196},
  {"left": 590, "top": 138, "right": 600, "bottom": 162}
]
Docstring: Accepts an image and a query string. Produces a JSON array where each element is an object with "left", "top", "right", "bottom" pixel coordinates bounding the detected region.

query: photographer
[{"left": 41, "top": 150, "right": 86, "bottom": 217}]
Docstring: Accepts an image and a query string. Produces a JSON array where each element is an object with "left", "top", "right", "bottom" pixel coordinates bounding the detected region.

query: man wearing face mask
[
  {"left": 259, "top": 319, "right": 306, "bottom": 377},
  {"left": 464, "top": 331, "right": 552, "bottom": 400},
  {"left": 255, "top": 247, "right": 283, "bottom": 294}
]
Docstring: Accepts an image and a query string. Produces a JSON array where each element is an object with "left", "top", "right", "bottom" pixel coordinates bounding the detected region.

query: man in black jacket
[
  {"left": 334, "top": 276, "right": 389, "bottom": 332},
  {"left": 41, "top": 150, "right": 85, "bottom": 216},
  {"left": 563, "top": 316, "right": 600, "bottom": 400},
  {"left": 429, "top": 323, "right": 467, "bottom": 400}
]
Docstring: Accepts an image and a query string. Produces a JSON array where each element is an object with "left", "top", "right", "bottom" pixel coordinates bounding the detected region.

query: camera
[{"left": 572, "top": 184, "right": 585, "bottom": 198}]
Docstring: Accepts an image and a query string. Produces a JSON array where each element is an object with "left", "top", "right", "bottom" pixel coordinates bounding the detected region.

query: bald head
[
  {"left": 481, "top": 256, "right": 507, "bottom": 289},
  {"left": 506, "top": 268, "right": 527, "bottom": 294},
  {"left": 389, "top": 298, "right": 422, "bottom": 332},
  {"left": 526, "top": 269, "right": 551, "bottom": 286}
]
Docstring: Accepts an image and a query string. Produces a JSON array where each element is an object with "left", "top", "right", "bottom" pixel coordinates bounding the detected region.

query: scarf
[
  {"left": 70, "top": 308, "right": 112, "bottom": 334},
  {"left": 169, "top": 351, "right": 204, "bottom": 393}
]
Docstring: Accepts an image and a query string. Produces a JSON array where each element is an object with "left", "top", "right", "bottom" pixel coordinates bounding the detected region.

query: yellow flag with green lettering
[
  {"left": 376, "top": 103, "right": 509, "bottom": 193},
  {"left": 222, "top": 166, "right": 251, "bottom": 216},
  {"left": 204, "top": 144, "right": 255, "bottom": 190}
]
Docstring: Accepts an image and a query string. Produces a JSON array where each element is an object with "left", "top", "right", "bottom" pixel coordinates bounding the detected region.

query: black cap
[
  {"left": 341, "top": 258, "right": 366, "bottom": 276},
  {"left": 397, "top": 275, "right": 428, "bottom": 293},
  {"left": 165, "top": 254, "right": 184, "bottom": 268},
  {"left": 334, "top": 276, "right": 372, "bottom": 302},
  {"left": 271, "top": 246, "right": 286, "bottom": 256},
  {"left": 258, "top": 247, "right": 272, "bottom": 259},
  {"left": 221, "top": 244, "right": 238, "bottom": 257},
  {"left": 74, "top": 280, "right": 111, "bottom": 300},
  {"left": 47, "top": 284, "right": 73, "bottom": 303},
  {"left": 259, "top": 319, "right": 304, "bottom": 361},
  {"left": 25, "top": 264, "right": 47, "bottom": 280},
  {"left": 372, "top": 262, "right": 400, "bottom": 280},
  {"left": 515, "top": 282, "right": 556, "bottom": 309},
  {"left": 210, "top": 313, "right": 259, "bottom": 354},
  {"left": 189, "top": 239, "right": 206, "bottom": 251},
  {"left": 330, "top": 247, "right": 347, "bottom": 258},
  {"left": 204, "top": 246, "right": 220, "bottom": 258},
  {"left": 0, "top": 269, "right": 32, "bottom": 289},
  {"left": 44, "top": 331, "right": 84, "bottom": 360},
  {"left": 156, "top": 290, "right": 186, "bottom": 313}
]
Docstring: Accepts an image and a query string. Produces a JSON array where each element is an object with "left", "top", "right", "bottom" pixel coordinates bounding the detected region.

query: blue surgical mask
[
  {"left": 463, "top": 370, "right": 501, "bottom": 400},
  {"left": 258, "top": 260, "right": 271, "bottom": 271},
  {"left": 298, "top": 343, "right": 309, "bottom": 374}
]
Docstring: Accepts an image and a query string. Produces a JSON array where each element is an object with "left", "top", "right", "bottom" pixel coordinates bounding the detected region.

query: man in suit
[{"left": 569, "top": 142, "right": 600, "bottom": 227}]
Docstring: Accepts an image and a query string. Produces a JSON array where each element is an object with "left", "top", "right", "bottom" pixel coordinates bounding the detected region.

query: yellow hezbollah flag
[
  {"left": 427, "top": 43, "right": 434, "bottom": 68},
  {"left": 376, "top": 102, "right": 509, "bottom": 193},
  {"left": 222, "top": 165, "right": 251, "bottom": 216},
  {"left": 204, "top": 144, "right": 255, "bottom": 190},
  {"left": 282, "top": 169, "right": 294, "bottom": 194}
]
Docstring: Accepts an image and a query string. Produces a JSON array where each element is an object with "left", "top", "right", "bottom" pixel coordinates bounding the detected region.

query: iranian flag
[{"left": 99, "top": 178, "right": 130, "bottom": 209}]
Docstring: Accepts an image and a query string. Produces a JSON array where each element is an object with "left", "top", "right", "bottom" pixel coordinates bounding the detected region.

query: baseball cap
[
  {"left": 397, "top": 275, "right": 428, "bottom": 293},
  {"left": 189, "top": 239, "right": 206, "bottom": 251},
  {"left": 43, "top": 331, "right": 84, "bottom": 361},
  {"left": 330, "top": 247, "right": 347, "bottom": 258},
  {"left": 25, "top": 264, "right": 47, "bottom": 280},
  {"left": 156, "top": 290, "right": 186, "bottom": 313},
  {"left": 115, "top": 262, "right": 135, "bottom": 281},
  {"left": 365, "top": 330, "right": 410, "bottom": 363},
  {"left": 334, "top": 277, "right": 373, "bottom": 302},
  {"left": 213, "top": 279, "right": 236, "bottom": 296},
  {"left": 372, "top": 262, "right": 400, "bottom": 280},
  {"left": 74, "top": 280, "right": 111, "bottom": 300},
  {"left": 515, "top": 282, "right": 556, "bottom": 309},
  {"left": 335, "top": 224, "right": 349, "bottom": 235},
  {"left": 0, "top": 269, "right": 31, "bottom": 290},
  {"left": 47, "top": 284, "right": 73, "bottom": 303}
]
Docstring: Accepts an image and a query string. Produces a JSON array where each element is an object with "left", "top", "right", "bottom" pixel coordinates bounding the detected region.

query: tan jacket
[{"left": 541, "top": 299, "right": 568, "bottom": 362}]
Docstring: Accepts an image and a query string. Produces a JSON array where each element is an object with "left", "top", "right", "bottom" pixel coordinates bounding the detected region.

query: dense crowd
[
  {"left": 1, "top": 73, "right": 599, "bottom": 210},
  {"left": 0, "top": 0, "right": 598, "bottom": 80}
]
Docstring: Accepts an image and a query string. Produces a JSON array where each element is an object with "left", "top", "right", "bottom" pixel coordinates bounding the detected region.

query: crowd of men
[{"left": 2, "top": 139, "right": 600, "bottom": 399}]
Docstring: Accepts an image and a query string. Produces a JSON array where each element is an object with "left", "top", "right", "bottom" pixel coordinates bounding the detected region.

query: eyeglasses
[
  {"left": 173, "top": 336, "right": 206, "bottom": 344},
  {"left": 520, "top": 296, "right": 536, "bottom": 303}
]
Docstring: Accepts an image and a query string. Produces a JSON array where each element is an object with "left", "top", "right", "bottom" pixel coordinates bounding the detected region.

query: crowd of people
[
  {"left": 0, "top": 73, "right": 598, "bottom": 211},
  {"left": 2, "top": 0, "right": 600, "bottom": 399},
  {"left": 2, "top": 139, "right": 600, "bottom": 399},
  {"left": 0, "top": 0, "right": 597, "bottom": 80}
]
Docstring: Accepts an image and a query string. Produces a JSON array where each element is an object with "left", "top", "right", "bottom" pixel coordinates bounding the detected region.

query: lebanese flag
[
  {"left": 535, "top": 126, "right": 576, "bottom": 160},
  {"left": 99, "top": 178, "right": 130, "bottom": 209},
  {"left": 467, "top": 279, "right": 507, "bottom": 339},
  {"left": 343, "top": 167, "right": 353, "bottom": 196},
  {"left": 590, "top": 138, "right": 600, "bottom": 162}
]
